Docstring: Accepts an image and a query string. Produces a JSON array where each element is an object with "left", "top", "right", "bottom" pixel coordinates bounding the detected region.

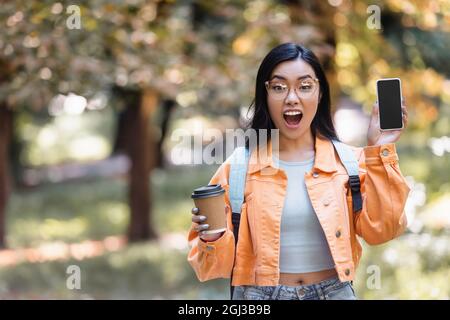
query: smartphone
[{"left": 376, "top": 78, "right": 403, "bottom": 131}]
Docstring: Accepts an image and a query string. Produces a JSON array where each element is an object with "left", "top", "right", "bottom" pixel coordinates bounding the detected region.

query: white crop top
[{"left": 273, "top": 155, "right": 335, "bottom": 273}]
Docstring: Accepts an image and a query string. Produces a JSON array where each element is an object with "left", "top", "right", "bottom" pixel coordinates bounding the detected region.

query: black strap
[
  {"left": 348, "top": 175, "right": 362, "bottom": 213},
  {"left": 231, "top": 212, "right": 241, "bottom": 245},
  {"left": 229, "top": 212, "right": 241, "bottom": 299}
]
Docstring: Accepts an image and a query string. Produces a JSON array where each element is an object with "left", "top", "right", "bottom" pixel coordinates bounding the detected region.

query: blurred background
[{"left": 0, "top": 0, "right": 448, "bottom": 299}]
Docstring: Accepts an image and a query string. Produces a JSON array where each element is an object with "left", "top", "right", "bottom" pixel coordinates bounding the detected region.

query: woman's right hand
[{"left": 191, "top": 207, "right": 225, "bottom": 242}]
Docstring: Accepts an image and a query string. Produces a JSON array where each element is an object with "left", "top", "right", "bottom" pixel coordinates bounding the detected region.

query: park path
[{"left": 0, "top": 232, "right": 188, "bottom": 267}]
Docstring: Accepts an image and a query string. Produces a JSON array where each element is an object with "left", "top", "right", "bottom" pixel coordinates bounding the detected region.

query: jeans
[{"left": 232, "top": 276, "right": 357, "bottom": 300}]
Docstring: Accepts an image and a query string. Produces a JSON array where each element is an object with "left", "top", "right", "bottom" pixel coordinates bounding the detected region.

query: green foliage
[
  {"left": 2, "top": 165, "right": 229, "bottom": 299},
  {"left": 15, "top": 107, "right": 116, "bottom": 166},
  {"left": 355, "top": 232, "right": 450, "bottom": 299},
  {"left": 6, "top": 165, "right": 218, "bottom": 247},
  {"left": 0, "top": 242, "right": 229, "bottom": 299}
]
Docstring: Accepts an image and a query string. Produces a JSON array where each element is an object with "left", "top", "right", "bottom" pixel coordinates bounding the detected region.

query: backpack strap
[
  {"left": 229, "top": 146, "right": 250, "bottom": 245},
  {"left": 331, "top": 139, "right": 363, "bottom": 213},
  {"left": 228, "top": 146, "right": 250, "bottom": 299}
]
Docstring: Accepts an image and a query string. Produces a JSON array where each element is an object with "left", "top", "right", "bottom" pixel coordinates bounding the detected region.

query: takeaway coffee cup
[{"left": 191, "top": 184, "right": 226, "bottom": 234}]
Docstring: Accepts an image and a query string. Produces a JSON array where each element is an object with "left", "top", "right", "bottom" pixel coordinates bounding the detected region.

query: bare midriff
[{"left": 279, "top": 268, "right": 338, "bottom": 286}]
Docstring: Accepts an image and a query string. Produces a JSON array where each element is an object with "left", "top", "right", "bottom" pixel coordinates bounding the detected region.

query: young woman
[{"left": 188, "top": 43, "right": 410, "bottom": 300}]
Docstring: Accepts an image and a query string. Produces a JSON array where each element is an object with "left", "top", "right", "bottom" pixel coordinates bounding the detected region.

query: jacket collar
[{"left": 247, "top": 134, "right": 338, "bottom": 174}]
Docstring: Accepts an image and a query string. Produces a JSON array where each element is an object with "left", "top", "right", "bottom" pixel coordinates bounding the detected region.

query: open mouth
[{"left": 283, "top": 110, "right": 303, "bottom": 127}]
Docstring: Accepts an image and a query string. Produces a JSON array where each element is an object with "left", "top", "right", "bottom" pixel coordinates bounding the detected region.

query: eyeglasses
[{"left": 265, "top": 78, "right": 319, "bottom": 100}]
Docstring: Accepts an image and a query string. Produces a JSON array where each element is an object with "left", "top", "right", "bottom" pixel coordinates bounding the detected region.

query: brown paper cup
[{"left": 192, "top": 184, "right": 226, "bottom": 234}]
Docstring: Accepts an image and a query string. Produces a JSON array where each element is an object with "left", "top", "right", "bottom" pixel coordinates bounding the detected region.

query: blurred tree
[
  {"left": 0, "top": 0, "right": 174, "bottom": 244},
  {"left": 0, "top": 0, "right": 338, "bottom": 246},
  {"left": 333, "top": 0, "right": 450, "bottom": 198},
  {"left": 111, "top": 86, "right": 159, "bottom": 240},
  {"left": 3, "top": 0, "right": 446, "bottom": 248},
  {"left": 0, "top": 106, "right": 13, "bottom": 248}
]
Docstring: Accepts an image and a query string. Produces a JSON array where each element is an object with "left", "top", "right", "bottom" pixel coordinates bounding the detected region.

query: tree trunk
[
  {"left": 113, "top": 87, "right": 159, "bottom": 242},
  {"left": 156, "top": 99, "right": 177, "bottom": 168},
  {"left": 0, "top": 106, "right": 13, "bottom": 248}
]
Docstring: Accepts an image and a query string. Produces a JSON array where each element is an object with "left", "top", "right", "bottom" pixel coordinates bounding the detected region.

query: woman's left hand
[{"left": 367, "top": 99, "right": 408, "bottom": 146}]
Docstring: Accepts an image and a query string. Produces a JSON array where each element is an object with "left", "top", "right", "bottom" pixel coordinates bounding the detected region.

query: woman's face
[{"left": 266, "top": 58, "right": 320, "bottom": 141}]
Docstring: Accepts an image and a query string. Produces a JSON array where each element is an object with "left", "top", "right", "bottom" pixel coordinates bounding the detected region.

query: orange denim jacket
[{"left": 187, "top": 135, "right": 411, "bottom": 286}]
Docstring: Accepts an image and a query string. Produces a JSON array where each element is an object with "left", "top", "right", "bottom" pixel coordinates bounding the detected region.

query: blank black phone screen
[{"left": 377, "top": 79, "right": 403, "bottom": 130}]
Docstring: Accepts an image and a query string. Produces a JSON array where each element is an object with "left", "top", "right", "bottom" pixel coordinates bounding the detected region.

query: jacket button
[
  {"left": 381, "top": 148, "right": 389, "bottom": 157},
  {"left": 345, "top": 269, "right": 350, "bottom": 276},
  {"left": 312, "top": 172, "right": 319, "bottom": 178},
  {"left": 335, "top": 230, "right": 341, "bottom": 238},
  {"left": 323, "top": 198, "right": 330, "bottom": 206},
  {"left": 297, "top": 288, "right": 306, "bottom": 298}
]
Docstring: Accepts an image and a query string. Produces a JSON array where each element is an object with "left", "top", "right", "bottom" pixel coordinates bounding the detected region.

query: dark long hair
[{"left": 246, "top": 43, "right": 339, "bottom": 147}]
